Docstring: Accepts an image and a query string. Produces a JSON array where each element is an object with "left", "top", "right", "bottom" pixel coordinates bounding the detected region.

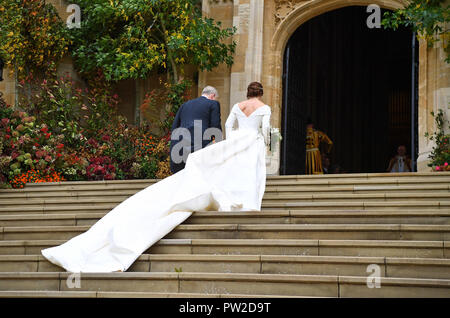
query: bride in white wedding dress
[{"left": 41, "top": 82, "right": 271, "bottom": 272}]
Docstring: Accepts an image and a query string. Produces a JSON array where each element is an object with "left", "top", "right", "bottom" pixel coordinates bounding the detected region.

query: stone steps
[
  {"left": 0, "top": 210, "right": 449, "bottom": 227},
  {"left": 0, "top": 254, "right": 449, "bottom": 280},
  {"left": 2, "top": 187, "right": 449, "bottom": 204},
  {"left": 2, "top": 184, "right": 450, "bottom": 196},
  {"left": 0, "top": 290, "right": 300, "bottom": 298},
  {"left": 0, "top": 238, "right": 447, "bottom": 258},
  {"left": 1, "top": 182, "right": 449, "bottom": 196},
  {"left": 1, "top": 202, "right": 450, "bottom": 215},
  {"left": 2, "top": 184, "right": 450, "bottom": 199},
  {"left": 1, "top": 224, "right": 450, "bottom": 241},
  {"left": 1, "top": 172, "right": 448, "bottom": 193},
  {"left": 1, "top": 173, "right": 450, "bottom": 297},
  {"left": 0, "top": 271, "right": 448, "bottom": 297},
  {"left": 2, "top": 193, "right": 450, "bottom": 208}
]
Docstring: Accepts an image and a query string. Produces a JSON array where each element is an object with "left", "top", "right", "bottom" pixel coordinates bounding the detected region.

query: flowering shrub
[
  {"left": 10, "top": 169, "right": 65, "bottom": 189},
  {"left": 425, "top": 109, "right": 450, "bottom": 171},
  {"left": 0, "top": 92, "right": 69, "bottom": 186},
  {"left": 162, "top": 80, "right": 192, "bottom": 135},
  {"left": 86, "top": 156, "right": 116, "bottom": 181},
  {"left": 0, "top": 67, "right": 189, "bottom": 188},
  {"left": 140, "top": 80, "right": 192, "bottom": 136},
  {"left": 0, "top": 0, "right": 220, "bottom": 189},
  {"left": 20, "top": 72, "right": 119, "bottom": 149},
  {"left": 135, "top": 134, "right": 158, "bottom": 158},
  {"left": 60, "top": 153, "right": 88, "bottom": 181}
]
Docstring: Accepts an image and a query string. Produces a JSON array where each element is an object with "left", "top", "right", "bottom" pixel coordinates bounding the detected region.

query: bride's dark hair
[{"left": 247, "top": 82, "right": 263, "bottom": 98}]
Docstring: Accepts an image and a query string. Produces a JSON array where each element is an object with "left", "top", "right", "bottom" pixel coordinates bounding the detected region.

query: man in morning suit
[{"left": 170, "top": 86, "right": 222, "bottom": 173}]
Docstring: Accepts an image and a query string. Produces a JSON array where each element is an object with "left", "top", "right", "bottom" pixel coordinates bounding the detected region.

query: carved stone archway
[
  {"left": 266, "top": 0, "right": 407, "bottom": 129},
  {"left": 259, "top": 0, "right": 445, "bottom": 174},
  {"left": 201, "top": 0, "right": 446, "bottom": 173}
]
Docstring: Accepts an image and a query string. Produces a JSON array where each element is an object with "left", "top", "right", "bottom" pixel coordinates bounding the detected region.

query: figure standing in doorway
[
  {"left": 305, "top": 119, "right": 333, "bottom": 175},
  {"left": 387, "top": 145, "right": 412, "bottom": 173}
]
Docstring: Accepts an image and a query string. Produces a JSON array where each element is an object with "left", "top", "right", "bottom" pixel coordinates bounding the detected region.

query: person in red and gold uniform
[{"left": 305, "top": 120, "right": 333, "bottom": 175}]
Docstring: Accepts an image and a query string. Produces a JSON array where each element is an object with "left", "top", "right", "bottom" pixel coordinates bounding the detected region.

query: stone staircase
[{"left": 0, "top": 172, "right": 449, "bottom": 298}]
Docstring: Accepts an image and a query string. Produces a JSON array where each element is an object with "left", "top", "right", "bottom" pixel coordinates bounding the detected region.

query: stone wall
[
  {"left": 200, "top": 0, "right": 234, "bottom": 129},
  {"left": 0, "top": 0, "right": 200, "bottom": 130},
  {"left": 0, "top": 66, "right": 15, "bottom": 106}
]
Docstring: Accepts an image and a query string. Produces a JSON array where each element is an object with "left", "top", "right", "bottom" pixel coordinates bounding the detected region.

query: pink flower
[
  {"left": 44, "top": 155, "right": 52, "bottom": 162},
  {"left": 436, "top": 166, "right": 441, "bottom": 171},
  {"left": 35, "top": 150, "right": 44, "bottom": 159},
  {"left": 445, "top": 163, "right": 448, "bottom": 167},
  {"left": 95, "top": 166, "right": 105, "bottom": 175},
  {"left": 101, "top": 135, "right": 110, "bottom": 142}
]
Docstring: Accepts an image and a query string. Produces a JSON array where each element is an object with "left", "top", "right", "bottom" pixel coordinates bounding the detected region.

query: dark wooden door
[{"left": 281, "top": 6, "right": 418, "bottom": 175}]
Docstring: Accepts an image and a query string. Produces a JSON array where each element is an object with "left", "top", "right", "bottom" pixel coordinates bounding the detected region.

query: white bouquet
[{"left": 269, "top": 127, "right": 282, "bottom": 152}]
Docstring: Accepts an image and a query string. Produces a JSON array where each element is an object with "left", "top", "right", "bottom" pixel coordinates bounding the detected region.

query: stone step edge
[
  {"left": 2, "top": 210, "right": 450, "bottom": 221},
  {"left": 9, "top": 179, "right": 450, "bottom": 191},
  {"left": 4, "top": 209, "right": 450, "bottom": 220},
  {"left": 3, "top": 192, "right": 450, "bottom": 204},
  {"left": 1, "top": 177, "right": 448, "bottom": 191},
  {"left": 0, "top": 238, "right": 447, "bottom": 249},
  {"left": 0, "top": 290, "right": 307, "bottom": 298},
  {"left": 2, "top": 224, "right": 450, "bottom": 233},
  {"left": 3, "top": 202, "right": 450, "bottom": 213},
  {"left": 1, "top": 254, "right": 449, "bottom": 267},
  {"left": 2, "top": 184, "right": 450, "bottom": 194},
  {"left": 0, "top": 272, "right": 449, "bottom": 289},
  {"left": 2, "top": 186, "right": 450, "bottom": 197},
  {"left": 15, "top": 172, "right": 450, "bottom": 185}
]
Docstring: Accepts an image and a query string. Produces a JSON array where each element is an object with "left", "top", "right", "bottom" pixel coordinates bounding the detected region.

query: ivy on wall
[
  {"left": 68, "top": 0, "right": 236, "bottom": 84},
  {"left": 0, "top": 0, "right": 71, "bottom": 79}
]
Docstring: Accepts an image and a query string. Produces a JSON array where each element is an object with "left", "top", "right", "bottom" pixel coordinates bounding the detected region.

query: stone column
[
  {"left": 199, "top": 0, "right": 234, "bottom": 128},
  {"left": 417, "top": 31, "right": 450, "bottom": 171},
  {"left": 229, "top": 0, "right": 280, "bottom": 174},
  {"left": 246, "top": 0, "right": 264, "bottom": 86},
  {"left": 229, "top": 0, "right": 264, "bottom": 107}
]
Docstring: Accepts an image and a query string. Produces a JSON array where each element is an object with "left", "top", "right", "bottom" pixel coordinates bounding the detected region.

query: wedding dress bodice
[{"left": 225, "top": 104, "right": 271, "bottom": 144}]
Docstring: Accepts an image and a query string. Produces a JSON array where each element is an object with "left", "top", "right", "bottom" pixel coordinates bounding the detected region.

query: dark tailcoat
[{"left": 170, "top": 96, "right": 222, "bottom": 173}]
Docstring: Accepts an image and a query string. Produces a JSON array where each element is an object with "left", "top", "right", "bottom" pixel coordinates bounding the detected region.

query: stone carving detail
[{"left": 274, "top": 0, "right": 310, "bottom": 25}]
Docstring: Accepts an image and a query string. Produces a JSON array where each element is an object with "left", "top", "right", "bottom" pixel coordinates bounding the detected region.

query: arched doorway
[{"left": 280, "top": 6, "right": 418, "bottom": 175}]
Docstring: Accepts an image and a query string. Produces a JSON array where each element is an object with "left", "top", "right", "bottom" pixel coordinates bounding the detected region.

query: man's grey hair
[{"left": 202, "top": 86, "right": 219, "bottom": 98}]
